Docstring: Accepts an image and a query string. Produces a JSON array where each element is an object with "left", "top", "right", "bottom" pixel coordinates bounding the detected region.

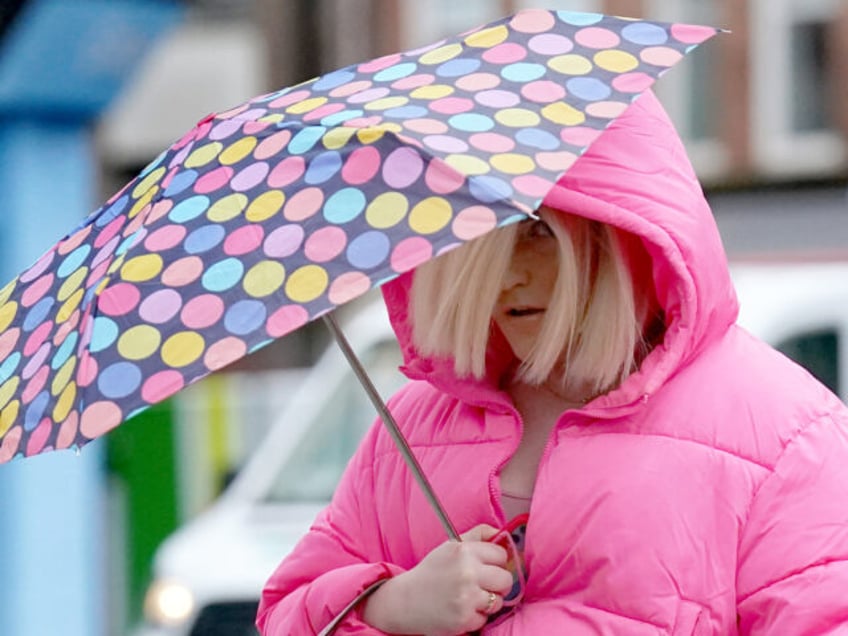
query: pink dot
[
  {"left": 514, "top": 174, "right": 556, "bottom": 198},
  {"left": 195, "top": 166, "right": 235, "bottom": 194},
  {"left": 139, "top": 289, "right": 183, "bottom": 324},
  {"left": 162, "top": 256, "right": 204, "bottom": 287},
  {"left": 266, "top": 305, "right": 309, "bottom": 338},
  {"left": 22, "top": 344, "right": 51, "bottom": 383},
  {"left": 304, "top": 226, "right": 348, "bottom": 263},
  {"left": 243, "top": 120, "right": 273, "bottom": 135},
  {"left": 53, "top": 310, "right": 80, "bottom": 346},
  {"left": 342, "top": 146, "right": 381, "bottom": 185},
  {"left": 141, "top": 370, "right": 185, "bottom": 404},
  {"left": 91, "top": 235, "right": 120, "bottom": 269},
  {"left": 144, "top": 224, "right": 187, "bottom": 252},
  {"left": 80, "top": 400, "right": 123, "bottom": 439},
  {"left": 181, "top": 293, "right": 225, "bottom": 329},
  {"left": 23, "top": 323, "right": 53, "bottom": 358},
  {"left": 474, "top": 89, "right": 520, "bottom": 109},
  {"left": 76, "top": 353, "right": 98, "bottom": 388},
  {"left": 510, "top": 9, "right": 555, "bottom": 34},
  {"left": 640, "top": 46, "right": 683, "bottom": 68},
  {"left": 528, "top": 33, "right": 574, "bottom": 55},
  {"left": 56, "top": 411, "right": 79, "bottom": 450},
  {"left": 560, "top": 126, "right": 603, "bottom": 147},
  {"left": 268, "top": 156, "right": 306, "bottom": 188},
  {"left": 391, "top": 73, "right": 435, "bottom": 90},
  {"left": 521, "top": 80, "right": 566, "bottom": 103},
  {"left": 575, "top": 27, "right": 620, "bottom": 49},
  {"left": 254, "top": 130, "right": 292, "bottom": 160},
  {"left": 429, "top": 97, "right": 475, "bottom": 115},
  {"left": 231, "top": 162, "right": 270, "bottom": 192},
  {"left": 425, "top": 158, "right": 465, "bottom": 195},
  {"left": 482, "top": 43, "right": 527, "bottom": 65},
  {"left": 329, "top": 80, "right": 372, "bottom": 98},
  {"left": 452, "top": 206, "right": 498, "bottom": 241},
  {"left": 22, "top": 365, "right": 50, "bottom": 404},
  {"left": 303, "top": 102, "right": 346, "bottom": 122},
  {"left": 94, "top": 215, "right": 125, "bottom": 249},
  {"left": 20, "top": 273, "right": 55, "bottom": 308},
  {"left": 358, "top": 52, "right": 402, "bottom": 73},
  {"left": 86, "top": 260, "right": 110, "bottom": 289},
  {"left": 147, "top": 199, "right": 174, "bottom": 224},
  {"left": 348, "top": 87, "right": 391, "bottom": 105},
  {"left": 57, "top": 225, "right": 92, "bottom": 255},
  {"left": 264, "top": 224, "right": 304, "bottom": 258},
  {"left": 612, "top": 72, "right": 654, "bottom": 94},
  {"left": 284, "top": 187, "right": 324, "bottom": 222},
  {"left": 26, "top": 418, "right": 52, "bottom": 456},
  {"left": 98, "top": 282, "right": 141, "bottom": 316},
  {"left": 671, "top": 23, "right": 717, "bottom": 45},
  {"left": 224, "top": 225, "right": 265, "bottom": 256},
  {"left": 269, "top": 89, "right": 312, "bottom": 109},
  {"left": 204, "top": 336, "right": 248, "bottom": 371},
  {"left": 0, "top": 427, "right": 22, "bottom": 463},
  {"left": 454, "top": 72, "right": 501, "bottom": 92},
  {"left": 585, "top": 101, "right": 629, "bottom": 119},
  {"left": 0, "top": 328, "right": 21, "bottom": 361},
  {"left": 383, "top": 148, "right": 424, "bottom": 189},
  {"left": 537, "top": 151, "right": 578, "bottom": 172},
  {"left": 19, "top": 250, "right": 56, "bottom": 284},
  {"left": 391, "top": 237, "right": 434, "bottom": 273},
  {"left": 328, "top": 272, "right": 372, "bottom": 305},
  {"left": 402, "top": 118, "right": 450, "bottom": 135},
  {"left": 468, "top": 132, "right": 515, "bottom": 153},
  {"left": 344, "top": 115, "right": 384, "bottom": 129}
]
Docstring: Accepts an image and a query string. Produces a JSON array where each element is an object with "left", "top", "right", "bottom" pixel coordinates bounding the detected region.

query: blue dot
[
  {"left": 516, "top": 128, "right": 560, "bottom": 150},
  {"left": 374, "top": 62, "right": 418, "bottom": 82},
  {"left": 288, "top": 126, "right": 328, "bottom": 155},
  {"left": 347, "top": 231, "right": 390, "bottom": 269},
  {"left": 163, "top": 170, "right": 199, "bottom": 197},
  {"left": 313, "top": 69, "right": 357, "bottom": 91},
  {"left": 138, "top": 150, "right": 166, "bottom": 176},
  {"left": 24, "top": 391, "right": 50, "bottom": 431},
  {"left": 622, "top": 22, "right": 668, "bottom": 46},
  {"left": 169, "top": 195, "right": 211, "bottom": 223},
  {"left": 115, "top": 231, "right": 144, "bottom": 257},
  {"left": 224, "top": 300, "right": 267, "bottom": 336},
  {"left": 321, "top": 110, "right": 364, "bottom": 126},
  {"left": 323, "top": 188, "right": 366, "bottom": 224},
  {"left": 469, "top": 176, "right": 513, "bottom": 203},
  {"left": 556, "top": 11, "right": 604, "bottom": 26},
  {"left": 202, "top": 258, "right": 245, "bottom": 292},
  {"left": 566, "top": 77, "right": 612, "bottom": 102},
  {"left": 57, "top": 245, "right": 91, "bottom": 278},
  {"left": 97, "top": 362, "right": 142, "bottom": 399},
  {"left": 436, "top": 58, "right": 481, "bottom": 78},
  {"left": 501, "top": 63, "right": 546, "bottom": 83},
  {"left": 305, "top": 151, "right": 343, "bottom": 185},
  {"left": 23, "top": 297, "right": 55, "bottom": 332},
  {"left": 185, "top": 224, "right": 226, "bottom": 254},
  {"left": 89, "top": 317, "right": 119, "bottom": 353},
  {"left": 51, "top": 332, "right": 79, "bottom": 370},
  {"left": 0, "top": 352, "right": 21, "bottom": 384},
  {"left": 384, "top": 105, "right": 429, "bottom": 119},
  {"left": 448, "top": 113, "right": 494, "bottom": 133},
  {"left": 96, "top": 195, "right": 129, "bottom": 227}
]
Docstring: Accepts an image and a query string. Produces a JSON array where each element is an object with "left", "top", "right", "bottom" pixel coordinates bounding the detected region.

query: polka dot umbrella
[{"left": 0, "top": 10, "right": 719, "bottom": 474}]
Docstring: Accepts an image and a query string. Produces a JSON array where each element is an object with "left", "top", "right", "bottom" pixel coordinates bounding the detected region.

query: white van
[{"left": 134, "top": 259, "right": 848, "bottom": 636}]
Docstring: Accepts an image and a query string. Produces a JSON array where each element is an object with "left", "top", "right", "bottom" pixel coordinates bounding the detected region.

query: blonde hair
[{"left": 411, "top": 207, "right": 649, "bottom": 397}]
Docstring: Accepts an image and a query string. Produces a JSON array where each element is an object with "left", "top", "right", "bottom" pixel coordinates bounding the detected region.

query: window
[
  {"left": 776, "top": 329, "right": 841, "bottom": 396},
  {"left": 750, "top": 0, "right": 845, "bottom": 177}
]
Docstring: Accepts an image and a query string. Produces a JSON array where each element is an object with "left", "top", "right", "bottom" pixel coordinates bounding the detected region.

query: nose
[{"left": 500, "top": 255, "right": 530, "bottom": 291}]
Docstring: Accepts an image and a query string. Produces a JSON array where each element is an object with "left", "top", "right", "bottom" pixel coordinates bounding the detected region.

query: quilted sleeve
[
  {"left": 736, "top": 411, "right": 848, "bottom": 634},
  {"left": 256, "top": 422, "right": 404, "bottom": 635}
]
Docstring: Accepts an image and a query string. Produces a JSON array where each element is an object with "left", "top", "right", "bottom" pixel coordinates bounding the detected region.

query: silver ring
[{"left": 484, "top": 591, "right": 497, "bottom": 614}]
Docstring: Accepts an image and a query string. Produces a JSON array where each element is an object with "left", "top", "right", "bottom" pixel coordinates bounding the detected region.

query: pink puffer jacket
[{"left": 257, "top": 91, "right": 848, "bottom": 634}]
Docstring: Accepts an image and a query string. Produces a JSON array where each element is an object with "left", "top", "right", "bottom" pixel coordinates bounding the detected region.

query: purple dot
[
  {"left": 139, "top": 289, "right": 183, "bottom": 324},
  {"left": 264, "top": 224, "right": 305, "bottom": 258},
  {"left": 382, "top": 147, "right": 424, "bottom": 188}
]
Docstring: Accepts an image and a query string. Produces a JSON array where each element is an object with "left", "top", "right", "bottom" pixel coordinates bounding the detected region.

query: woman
[{"left": 257, "top": 91, "right": 848, "bottom": 634}]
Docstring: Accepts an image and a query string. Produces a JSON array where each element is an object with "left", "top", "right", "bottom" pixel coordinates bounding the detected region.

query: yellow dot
[
  {"left": 419, "top": 43, "right": 463, "bottom": 65},
  {"left": 0, "top": 300, "right": 18, "bottom": 332},
  {"left": 490, "top": 153, "right": 536, "bottom": 175},
  {"left": 357, "top": 128, "right": 385, "bottom": 144},
  {"left": 208, "top": 193, "right": 249, "bottom": 222},
  {"left": 185, "top": 142, "right": 224, "bottom": 168},
  {"left": 494, "top": 108, "right": 541, "bottom": 128},
  {"left": 57, "top": 267, "right": 88, "bottom": 303},
  {"left": 548, "top": 54, "right": 593, "bottom": 75},
  {"left": 219, "top": 137, "right": 258, "bottom": 166},
  {"left": 542, "top": 102, "right": 586, "bottom": 126},
  {"left": 465, "top": 24, "right": 509, "bottom": 48},
  {"left": 0, "top": 279, "right": 16, "bottom": 307},
  {"left": 129, "top": 185, "right": 158, "bottom": 219},
  {"left": 286, "top": 96, "right": 328, "bottom": 114},
  {"left": 322, "top": 127, "right": 358, "bottom": 150},
  {"left": 57, "top": 289, "right": 84, "bottom": 323},
  {"left": 132, "top": 167, "right": 166, "bottom": 200},
  {"left": 52, "top": 382, "right": 76, "bottom": 423},
  {"left": 366, "top": 192, "right": 409, "bottom": 229},
  {"left": 0, "top": 400, "right": 19, "bottom": 437},
  {"left": 445, "top": 154, "right": 490, "bottom": 176},
  {"left": 51, "top": 356, "right": 77, "bottom": 396},
  {"left": 410, "top": 85, "right": 455, "bottom": 100},
  {"left": 243, "top": 261, "right": 286, "bottom": 298},
  {"left": 121, "top": 254, "right": 164, "bottom": 283},
  {"left": 246, "top": 190, "right": 285, "bottom": 223},
  {"left": 409, "top": 197, "right": 452, "bottom": 234},
  {"left": 161, "top": 332, "right": 205, "bottom": 368},
  {"left": 594, "top": 50, "right": 639, "bottom": 73},
  {"left": 364, "top": 96, "right": 409, "bottom": 111},
  {"left": 285, "top": 265, "right": 329, "bottom": 303},
  {"left": 259, "top": 113, "right": 285, "bottom": 124},
  {"left": 0, "top": 377, "right": 20, "bottom": 412},
  {"left": 118, "top": 325, "right": 162, "bottom": 361}
]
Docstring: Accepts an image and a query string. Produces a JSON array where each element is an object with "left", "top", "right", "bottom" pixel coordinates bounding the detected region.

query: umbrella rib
[{"left": 322, "top": 313, "right": 460, "bottom": 541}]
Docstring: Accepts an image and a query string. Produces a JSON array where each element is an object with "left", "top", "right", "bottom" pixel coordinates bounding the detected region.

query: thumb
[{"left": 461, "top": 523, "right": 502, "bottom": 543}]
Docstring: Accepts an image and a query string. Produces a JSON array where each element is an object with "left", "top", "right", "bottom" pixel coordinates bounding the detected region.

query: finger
[
  {"left": 463, "top": 539, "right": 508, "bottom": 566},
  {"left": 461, "top": 524, "right": 501, "bottom": 542},
  {"left": 478, "top": 564, "right": 515, "bottom": 595}
]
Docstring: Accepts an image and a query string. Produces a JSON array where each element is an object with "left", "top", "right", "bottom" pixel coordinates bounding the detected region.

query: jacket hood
[{"left": 381, "top": 90, "right": 738, "bottom": 409}]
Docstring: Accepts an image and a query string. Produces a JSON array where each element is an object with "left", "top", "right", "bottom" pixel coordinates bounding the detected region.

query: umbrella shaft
[{"left": 322, "top": 313, "right": 460, "bottom": 541}]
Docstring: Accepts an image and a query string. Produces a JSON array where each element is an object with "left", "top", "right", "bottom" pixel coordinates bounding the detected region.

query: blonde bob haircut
[{"left": 411, "top": 207, "right": 648, "bottom": 398}]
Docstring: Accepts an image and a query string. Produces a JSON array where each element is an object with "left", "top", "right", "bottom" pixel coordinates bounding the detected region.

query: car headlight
[{"left": 143, "top": 579, "right": 195, "bottom": 626}]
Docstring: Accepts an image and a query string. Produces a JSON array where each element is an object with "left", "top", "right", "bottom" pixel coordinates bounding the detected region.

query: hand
[{"left": 362, "top": 524, "right": 514, "bottom": 635}]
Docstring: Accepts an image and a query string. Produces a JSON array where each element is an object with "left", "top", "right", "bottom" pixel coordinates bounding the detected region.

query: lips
[{"left": 505, "top": 306, "right": 544, "bottom": 317}]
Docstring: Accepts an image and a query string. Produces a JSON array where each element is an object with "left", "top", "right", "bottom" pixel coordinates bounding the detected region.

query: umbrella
[{"left": 0, "top": 9, "right": 718, "bottom": 537}]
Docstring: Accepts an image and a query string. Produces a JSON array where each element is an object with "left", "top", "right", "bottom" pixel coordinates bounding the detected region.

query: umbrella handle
[{"left": 322, "top": 313, "right": 461, "bottom": 541}]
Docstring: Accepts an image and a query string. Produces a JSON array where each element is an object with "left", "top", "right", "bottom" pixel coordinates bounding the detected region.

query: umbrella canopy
[{"left": 0, "top": 9, "right": 718, "bottom": 463}]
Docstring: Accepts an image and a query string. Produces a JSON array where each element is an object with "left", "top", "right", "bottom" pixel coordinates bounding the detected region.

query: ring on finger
[{"left": 484, "top": 591, "right": 497, "bottom": 614}]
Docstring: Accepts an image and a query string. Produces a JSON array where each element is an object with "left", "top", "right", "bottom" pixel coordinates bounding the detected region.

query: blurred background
[{"left": 0, "top": 0, "right": 845, "bottom": 635}]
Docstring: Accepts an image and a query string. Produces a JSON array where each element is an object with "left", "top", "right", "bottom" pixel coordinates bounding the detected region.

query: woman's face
[{"left": 492, "top": 218, "right": 560, "bottom": 362}]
